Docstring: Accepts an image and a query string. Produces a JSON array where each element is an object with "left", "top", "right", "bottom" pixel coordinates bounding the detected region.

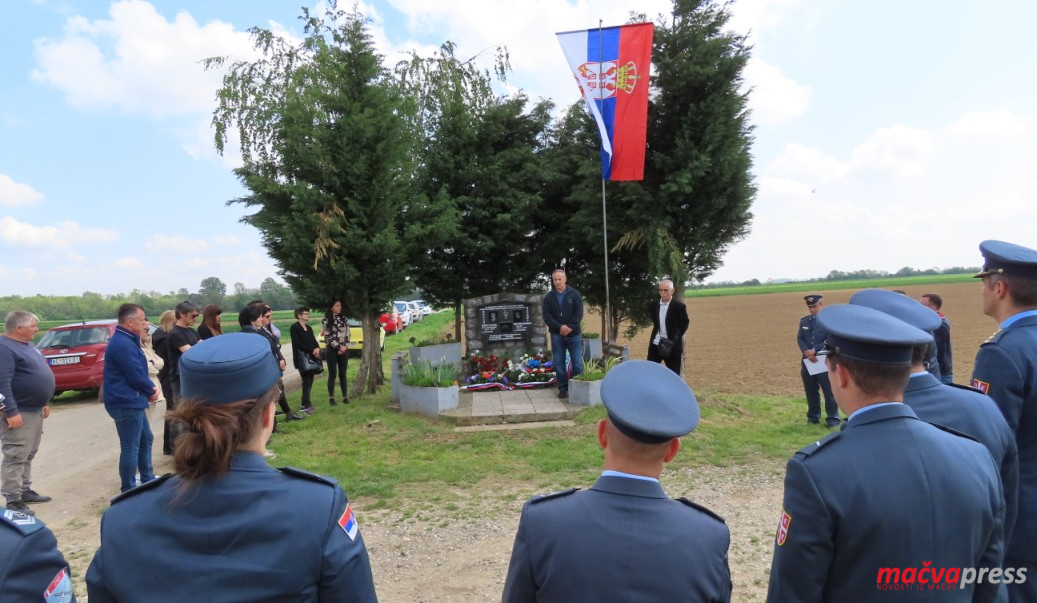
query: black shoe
[
  {"left": 302, "top": 406, "right": 317, "bottom": 415},
  {"left": 286, "top": 412, "right": 305, "bottom": 421},
  {"left": 5, "top": 500, "right": 34, "bottom": 516},
  {"left": 272, "top": 426, "right": 287, "bottom": 434},
  {"left": 825, "top": 420, "right": 841, "bottom": 428},
  {"left": 343, "top": 397, "right": 350, "bottom": 405},
  {"left": 807, "top": 420, "right": 821, "bottom": 425},
  {"left": 21, "top": 489, "right": 52, "bottom": 504},
  {"left": 329, "top": 398, "right": 338, "bottom": 406},
  {"left": 558, "top": 390, "right": 568, "bottom": 399}
]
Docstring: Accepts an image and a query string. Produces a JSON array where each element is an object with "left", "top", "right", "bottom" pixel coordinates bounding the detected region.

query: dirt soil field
[{"left": 41, "top": 281, "right": 992, "bottom": 602}]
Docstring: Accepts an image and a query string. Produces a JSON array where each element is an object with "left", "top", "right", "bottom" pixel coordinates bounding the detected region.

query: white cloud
[
  {"left": 847, "top": 123, "right": 935, "bottom": 178},
  {"left": 211, "top": 234, "right": 241, "bottom": 245},
  {"left": 945, "top": 109, "right": 1033, "bottom": 140},
  {"left": 31, "top": 0, "right": 257, "bottom": 117},
  {"left": 0, "top": 174, "right": 45, "bottom": 206},
  {"left": 0, "top": 217, "right": 118, "bottom": 247},
  {"left": 114, "top": 257, "right": 143, "bottom": 269},
  {"left": 146, "top": 234, "right": 209, "bottom": 251},
  {"left": 742, "top": 59, "right": 811, "bottom": 125}
]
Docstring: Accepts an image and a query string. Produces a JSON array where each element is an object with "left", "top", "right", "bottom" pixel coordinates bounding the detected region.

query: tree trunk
[
  {"left": 453, "top": 300, "right": 462, "bottom": 342},
  {"left": 351, "top": 289, "right": 384, "bottom": 398}
]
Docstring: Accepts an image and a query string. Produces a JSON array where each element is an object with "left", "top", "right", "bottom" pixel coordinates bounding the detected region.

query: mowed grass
[
  {"left": 686, "top": 272, "right": 975, "bottom": 298},
  {"left": 273, "top": 311, "right": 820, "bottom": 508}
]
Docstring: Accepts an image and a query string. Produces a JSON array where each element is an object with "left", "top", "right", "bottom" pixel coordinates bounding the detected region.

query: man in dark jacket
[
  {"left": 542, "top": 269, "right": 583, "bottom": 399},
  {"left": 102, "top": 303, "right": 158, "bottom": 493},
  {"left": 647, "top": 279, "right": 690, "bottom": 375}
]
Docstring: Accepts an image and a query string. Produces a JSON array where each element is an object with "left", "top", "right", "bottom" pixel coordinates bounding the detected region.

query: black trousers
[
  {"left": 326, "top": 349, "right": 349, "bottom": 398},
  {"left": 647, "top": 339, "right": 683, "bottom": 375},
  {"left": 300, "top": 372, "right": 315, "bottom": 408}
]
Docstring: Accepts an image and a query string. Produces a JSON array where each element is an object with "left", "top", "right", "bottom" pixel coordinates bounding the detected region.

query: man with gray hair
[
  {"left": 647, "top": 278, "right": 690, "bottom": 375},
  {"left": 0, "top": 311, "right": 55, "bottom": 515}
]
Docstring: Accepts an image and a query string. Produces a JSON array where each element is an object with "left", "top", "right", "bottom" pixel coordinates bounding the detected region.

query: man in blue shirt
[
  {"left": 542, "top": 269, "right": 583, "bottom": 399},
  {"left": 971, "top": 239, "right": 1037, "bottom": 603},
  {"left": 102, "top": 303, "right": 158, "bottom": 493},
  {"left": 796, "top": 295, "right": 839, "bottom": 427}
]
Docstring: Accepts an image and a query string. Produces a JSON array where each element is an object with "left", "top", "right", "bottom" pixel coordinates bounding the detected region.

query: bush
[{"left": 401, "top": 360, "right": 458, "bottom": 387}]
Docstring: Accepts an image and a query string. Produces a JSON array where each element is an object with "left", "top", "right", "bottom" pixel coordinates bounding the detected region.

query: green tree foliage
[
  {"left": 395, "top": 43, "right": 551, "bottom": 340},
  {"left": 197, "top": 276, "right": 227, "bottom": 305},
  {"left": 208, "top": 4, "right": 411, "bottom": 396}
]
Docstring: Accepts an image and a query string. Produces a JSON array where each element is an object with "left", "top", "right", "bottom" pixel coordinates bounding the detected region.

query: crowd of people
[{"left": 2, "top": 239, "right": 1036, "bottom": 601}]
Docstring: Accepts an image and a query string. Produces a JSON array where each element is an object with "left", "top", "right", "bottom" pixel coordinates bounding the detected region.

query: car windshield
[
  {"left": 37, "top": 327, "right": 109, "bottom": 349},
  {"left": 394, "top": 302, "right": 407, "bottom": 312}
]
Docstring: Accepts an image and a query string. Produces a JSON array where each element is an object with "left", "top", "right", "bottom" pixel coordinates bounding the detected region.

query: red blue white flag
[{"left": 557, "top": 23, "right": 654, "bottom": 181}]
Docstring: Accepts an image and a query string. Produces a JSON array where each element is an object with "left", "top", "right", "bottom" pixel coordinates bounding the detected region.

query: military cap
[
  {"left": 804, "top": 295, "right": 823, "bottom": 306},
  {"left": 817, "top": 304, "right": 931, "bottom": 365},
  {"left": 849, "top": 289, "right": 941, "bottom": 333},
  {"left": 179, "top": 332, "right": 281, "bottom": 405},
  {"left": 974, "top": 240, "right": 1037, "bottom": 279},
  {"left": 600, "top": 360, "right": 699, "bottom": 443}
]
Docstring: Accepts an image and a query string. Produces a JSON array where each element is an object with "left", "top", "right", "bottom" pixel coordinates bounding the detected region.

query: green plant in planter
[
  {"left": 583, "top": 332, "right": 601, "bottom": 339},
  {"left": 572, "top": 356, "right": 621, "bottom": 381},
  {"left": 409, "top": 334, "right": 456, "bottom": 348},
  {"left": 401, "top": 360, "right": 459, "bottom": 387}
]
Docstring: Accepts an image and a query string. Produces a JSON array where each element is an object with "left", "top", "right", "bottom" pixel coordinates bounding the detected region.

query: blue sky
[{"left": 2, "top": 0, "right": 1035, "bottom": 296}]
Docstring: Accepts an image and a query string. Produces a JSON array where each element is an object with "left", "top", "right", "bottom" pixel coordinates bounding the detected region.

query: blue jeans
[
  {"left": 940, "top": 373, "right": 954, "bottom": 385},
  {"left": 551, "top": 333, "right": 584, "bottom": 392},
  {"left": 106, "top": 406, "right": 155, "bottom": 493}
]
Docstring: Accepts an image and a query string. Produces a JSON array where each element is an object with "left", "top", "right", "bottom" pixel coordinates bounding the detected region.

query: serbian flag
[{"left": 557, "top": 23, "right": 653, "bottom": 181}]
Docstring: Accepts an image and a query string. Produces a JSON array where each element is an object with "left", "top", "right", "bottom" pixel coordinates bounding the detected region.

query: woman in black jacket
[{"left": 289, "top": 306, "right": 321, "bottom": 413}]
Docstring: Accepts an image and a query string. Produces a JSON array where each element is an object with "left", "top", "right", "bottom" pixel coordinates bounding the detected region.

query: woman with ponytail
[{"left": 85, "top": 333, "right": 378, "bottom": 602}]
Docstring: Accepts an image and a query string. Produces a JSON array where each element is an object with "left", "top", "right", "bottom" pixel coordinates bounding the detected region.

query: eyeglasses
[{"left": 188, "top": 313, "right": 200, "bottom": 319}]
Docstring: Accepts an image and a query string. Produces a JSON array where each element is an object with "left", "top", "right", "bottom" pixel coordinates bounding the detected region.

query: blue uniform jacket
[
  {"left": 904, "top": 372, "right": 1019, "bottom": 540},
  {"left": 503, "top": 475, "right": 731, "bottom": 602},
  {"left": 101, "top": 325, "right": 154, "bottom": 409},
  {"left": 86, "top": 453, "right": 377, "bottom": 603},
  {"left": 767, "top": 404, "right": 1005, "bottom": 603},
  {"left": 972, "top": 313, "right": 1037, "bottom": 562},
  {"left": 797, "top": 314, "right": 827, "bottom": 353},
  {"left": 0, "top": 510, "right": 76, "bottom": 602},
  {"left": 542, "top": 287, "right": 583, "bottom": 336}
]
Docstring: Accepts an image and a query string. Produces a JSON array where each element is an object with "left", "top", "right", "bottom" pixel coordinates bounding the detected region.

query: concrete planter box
[
  {"left": 569, "top": 379, "right": 603, "bottom": 406},
  {"left": 399, "top": 383, "right": 459, "bottom": 417},
  {"left": 583, "top": 338, "right": 602, "bottom": 362},
  {"left": 410, "top": 342, "right": 463, "bottom": 366}
]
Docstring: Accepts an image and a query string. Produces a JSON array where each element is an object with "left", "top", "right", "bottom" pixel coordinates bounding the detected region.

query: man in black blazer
[
  {"left": 647, "top": 279, "right": 690, "bottom": 375},
  {"left": 767, "top": 304, "right": 1005, "bottom": 603},
  {"left": 502, "top": 361, "right": 731, "bottom": 602}
]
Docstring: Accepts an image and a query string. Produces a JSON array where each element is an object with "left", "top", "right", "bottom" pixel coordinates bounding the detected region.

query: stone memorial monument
[{"left": 464, "top": 293, "right": 547, "bottom": 360}]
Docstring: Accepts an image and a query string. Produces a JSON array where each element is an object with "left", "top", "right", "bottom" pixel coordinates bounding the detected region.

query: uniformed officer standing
[
  {"left": 971, "top": 239, "right": 1037, "bottom": 603},
  {"left": 0, "top": 508, "right": 76, "bottom": 602},
  {"left": 796, "top": 295, "right": 839, "bottom": 426},
  {"left": 86, "top": 333, "right": 378, "bottom": 603},
  {"left": 502, "top": 360, "right": 731, "bottom": 602},
  {"left": 768, "top": 304, "right": 1005, "bottom": 603},
  {"left": 851, "top": 288, "right": 1019, "bottom": 542}
]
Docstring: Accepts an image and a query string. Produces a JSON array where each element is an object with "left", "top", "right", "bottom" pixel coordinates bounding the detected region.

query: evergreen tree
[{"left": 208, "top": 4, "right": 411, "bottom": 395}]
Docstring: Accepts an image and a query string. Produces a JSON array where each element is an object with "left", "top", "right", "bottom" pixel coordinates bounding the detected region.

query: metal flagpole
[{"left": 598, "top": 20, "right": 612, "bottom": 351}]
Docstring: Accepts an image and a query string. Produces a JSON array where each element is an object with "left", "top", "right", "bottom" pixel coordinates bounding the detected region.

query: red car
[
  {"left": 36, "top": 320, "right": 118, "bottom": 396},
  {"left": 379, "top": 305, "right": 404, "bottom": 334}
]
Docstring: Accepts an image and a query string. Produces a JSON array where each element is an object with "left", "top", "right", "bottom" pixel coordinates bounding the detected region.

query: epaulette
[
  {"left": 278, "top": 466, "right": 337, "bottom": 486},
  {"left": 0, "top": 509, "right": 46, "bottom": 536},
  {"left": 794, "top": 431, "right": 841, "bottom": 458},
  {"left": 528, "top": 488, "right": 579, "bottom": 504},
  {"left": 947, "top": 382, "right": 986, "bottom": 395},
  {"left": 929, "top": 421, "right": 981, "bottom": 444},
  {"left": 676, "top": 498, "right": 726, "bottom": 524},
  {"left": 111, "top": 473, "right": 174, "bottom": 504},
  {"left": 980, "top": 329, "right": 1004, "bottom": 346}
]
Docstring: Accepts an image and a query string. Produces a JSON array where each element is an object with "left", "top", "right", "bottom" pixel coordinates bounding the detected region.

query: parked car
[
  {"left": 406, "top": 301, "right": 422, "bottom": 323},
  {"left": 379, "top": 305, "right": 403, "bottom": 334},
  {"left": 413, "top": 299, "right": 433, "bottom": 317},
  {"left": 36, "top": 320, "right": 116, "bottom": 396},
  {"left": 318, "top": 318, "right": 385, "bottom": 355},
  {"left": 393, "top": 301, "right": 412, "bottom": 329}
]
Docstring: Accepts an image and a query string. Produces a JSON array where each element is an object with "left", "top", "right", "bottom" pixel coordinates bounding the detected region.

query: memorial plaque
[
  {"left": 465, "top": 293, "right": 548, "bottom": 360},
  {"left": 479, "top": 303, "right": 532, "bottom": 345}
]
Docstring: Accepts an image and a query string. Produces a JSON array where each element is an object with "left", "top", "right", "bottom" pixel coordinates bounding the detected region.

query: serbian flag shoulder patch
[
  {"left": 972, "top": 379, "right": 990, "bottom": 395},
  {"left": 338, "top": 504, "right": 359, "bottom": 541},
  {"left": 776, "top": 509, "right": 792, "bottom": 546}
]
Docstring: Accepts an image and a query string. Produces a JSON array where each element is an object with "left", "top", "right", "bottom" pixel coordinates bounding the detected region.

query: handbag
[
  {"left": 656, "top": 337, "right": 675, "bottom": 359},
  {"left": 298, "top": 352, "right": 324, "bottom": 375}
]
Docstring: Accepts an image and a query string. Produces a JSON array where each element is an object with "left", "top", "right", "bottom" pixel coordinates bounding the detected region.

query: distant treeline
[
  {"left": 692, "top": 266, "right": 980, "bottom": 290},
  {"left": 0, "top": 276, "right": 299, "bottom": 323}
]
